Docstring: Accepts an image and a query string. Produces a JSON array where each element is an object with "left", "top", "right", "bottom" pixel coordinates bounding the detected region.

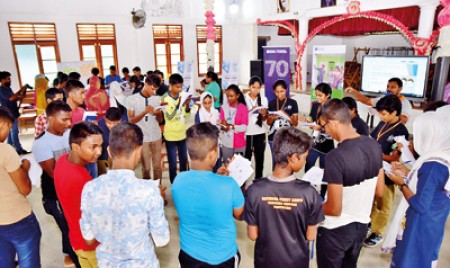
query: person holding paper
[
  {"left": 268, "top": 80, "right": 299, "bottom": 168},
  {"left": 172, "top": 122, "right": 244, "bottom": 267},
  {"left": 85, "top": 75, "right": 110, "bottom": 120},
  {"left": 244, "top": 76, "right": 268, "bottom": 180},
  {"left": 365, "top": 95, "right": 409, "bottom": 248},
  {"left": 0, "top": 107, "right": 41, "bottom": 267},
  {"left": 300, "top": 83, "right": 334, "bottom": 190},
  {"left": 205, "top": 71, "right": 222, "bottom": 109},
  {"left": 219, "top": 84, "right": 249, "bottom": 164},
  {"left": 64, "top": 80, "right": 86, "bottom": 126},
  {"left": 243, "top": 126, "right": 324, "bottom": 268},
  {"left": 126, "top": 75, "right": 164, "bottom": 182},
  {"left": 161, "top": 73, "right": 191, "bottom": 183},
  {"left": 385, "top": 108, "right": 450, "bottom": 268}
]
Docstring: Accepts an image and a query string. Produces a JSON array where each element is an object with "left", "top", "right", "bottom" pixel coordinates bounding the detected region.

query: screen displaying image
[{"left": 361, "top": 56, "right": 430, "bottom": 99}]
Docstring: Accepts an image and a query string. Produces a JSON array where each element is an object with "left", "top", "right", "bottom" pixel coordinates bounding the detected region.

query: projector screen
[{"left": 361, "top": 56, "right": 430, "bottom": 99}]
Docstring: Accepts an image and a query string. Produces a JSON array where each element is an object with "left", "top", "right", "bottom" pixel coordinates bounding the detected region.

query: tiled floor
[{"left": 18, "top": 112, "right": 450, "bottom": 268}]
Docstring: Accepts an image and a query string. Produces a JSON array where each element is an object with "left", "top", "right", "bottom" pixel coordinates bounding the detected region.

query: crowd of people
[{"left": 0, "top": 66, "right": 449, "bottom": 268}]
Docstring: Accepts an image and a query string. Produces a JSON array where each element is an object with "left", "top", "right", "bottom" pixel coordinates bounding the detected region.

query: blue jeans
[
  {"left": 165, "top": 139, "right": 188, "bottom": 183},
  {"left": 0, "top": 213, "right": 41, "bottom": 268},
  {"left": 7, "top": 119, "right": 24, "bottom": 152},
  {"left": 42, "top": 198, "right": 81, "bottom": 268}
]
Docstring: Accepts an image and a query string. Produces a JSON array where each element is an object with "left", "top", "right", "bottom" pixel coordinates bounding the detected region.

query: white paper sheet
[
  {"left": 394, "top": 136, "right": 416, "bottom": 164},
  {"left": 269, "top": 110, "right": 291, "bottom": 121},
  {"left": 301, "top": 166, "right": 325, "bottom": 185},
  {"left": 298, "top": 121, "right": 317, "bottom": 127},
  {"left": 20, "top": 154, "right": 42, "bottom": 187},
  {"left": 383, "top": 161, "right": 392, "bottom": 174},
  {"left": 227, "top": 154, "right": 254, "bottom": 187}
]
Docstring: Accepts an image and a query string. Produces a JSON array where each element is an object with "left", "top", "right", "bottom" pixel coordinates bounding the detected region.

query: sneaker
[
  {"left": 364, "top": 232, "right": 383, "bottom": 248},
  {"left": 366, "top": 224, "right": 372, "bottom": 238}
]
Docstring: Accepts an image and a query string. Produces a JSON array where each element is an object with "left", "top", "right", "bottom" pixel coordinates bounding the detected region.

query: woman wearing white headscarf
[
  {"left": 109, "top": 81, "right": 128, "bottom": 121},
  {"left": 195, "top": 91, "right": 219, "bottom": 124},
  {"left": 385, "top": 107, "right": 450, "bottom": 268}
]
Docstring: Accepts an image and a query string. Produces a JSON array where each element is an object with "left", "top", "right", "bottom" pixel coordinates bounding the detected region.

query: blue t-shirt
[
  {"left": 172, "top": 170, "right": 244, "bottom": 264},
  {"left": 105, "top": 75, "right": 122, "bottom": 86},
  {"left": 97, "top": 118, "right": 110, "bottom": 160}
]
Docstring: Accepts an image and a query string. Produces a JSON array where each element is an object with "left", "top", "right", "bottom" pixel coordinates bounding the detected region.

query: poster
[
  {"left": 221, "top": 60, "right": 239, "bottom": 89},
  {"left": 177, "top": 61, "right": 194, "bottom": 93},
  {"left": 312, "top": 45, "right": 346, "bottom": 98},
  {"left": 57, "top": 61, "right": 96, "bottom": 87},
  {"left": 263, "top": 46, "right": 290, "bottom": 102}
]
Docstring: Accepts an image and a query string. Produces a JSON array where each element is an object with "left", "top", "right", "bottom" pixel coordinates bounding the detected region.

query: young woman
[
  {"left": 195, "top": 92, "right": 219, "bottom": 125},
  {"left": 84, "top": 75, "right": 110, "bottom": 120},
  {"left": 205, "top": 71, "right": 222, "bottom": 110},
  {"left": 386, "top": 107, "right": 450, "bottom": 268},
  {"left": 219, "top": 84, "right": 248, "bottom": 164},
  {"left": 244, "top": 76, "right": 268, "bottom": 180}
]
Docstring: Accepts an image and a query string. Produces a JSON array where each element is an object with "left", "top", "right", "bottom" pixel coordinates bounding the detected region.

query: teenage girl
[
  {"left": 219, "top": 84, "right": 248, "bottom": 164},
  {"left": 244, "top": 76, "right": 268, "bottom": 179}
]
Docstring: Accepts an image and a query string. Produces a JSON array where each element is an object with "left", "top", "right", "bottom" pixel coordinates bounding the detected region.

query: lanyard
[{"left": 377, "top": 120, "right": 401, "bottom": 141}]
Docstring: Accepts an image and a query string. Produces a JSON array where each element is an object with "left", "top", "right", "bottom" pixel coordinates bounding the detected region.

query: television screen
[{"left": 361, "top": 55, "right": 430, "bottom": 99}]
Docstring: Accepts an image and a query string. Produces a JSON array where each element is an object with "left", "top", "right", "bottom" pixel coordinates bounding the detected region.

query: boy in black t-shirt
[
  {"left": 267, "top": 80, "right": 299, "bottom": 168},
  {"left": 342, "top": 97, "right": 369, "bottom": 136},
  {"left": 365, "top": 95, "right": 409, "bottom": 247},
  {"left": 244, "top": 126, "right": 324, "bottom": 268}
]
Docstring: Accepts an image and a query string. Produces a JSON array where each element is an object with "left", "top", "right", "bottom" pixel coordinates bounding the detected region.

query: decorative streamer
[
  {"left": 205, "top": 0, "right": 216, "bottom": 71},
  {"left": 257, "top": 1, "right": 441, "bottom": 90}
]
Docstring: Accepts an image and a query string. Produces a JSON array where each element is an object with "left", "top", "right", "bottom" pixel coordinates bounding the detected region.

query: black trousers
[
  {"left": 244, "top": 133, "right": 266, "bottom": 180},
  {"left": 179, "top": 249, "right": 240, "bottom": 268},
  {"left": 316, "top": 222, "right": 368, "bottom": 268}
]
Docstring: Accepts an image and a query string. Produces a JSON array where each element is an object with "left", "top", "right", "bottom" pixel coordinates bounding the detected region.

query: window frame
[
  {"left": 76, "top": 23, "right": 119, "bottom": 78},
  {"left": 196, "top": 25, "right": 222, "bottom": 76},
  {"left": 152, "top": 24, "right": 184, "bottom": 75},
  {"left": 8, "top": 22, "right": 61, "bottom": 87}
]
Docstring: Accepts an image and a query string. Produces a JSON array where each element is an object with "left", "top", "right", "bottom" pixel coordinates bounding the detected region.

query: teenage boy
[
  {"left": 0, "top": 71, "right": 29, "bottom": 154},
  {"left": 161, "top": 73, "right": 191, "bottom": 183},
  {"left": 267, "top": 80, "right": 299, "bottom": 167},
  {"left": 244, "top": 126, "right": 324, "bottom": 268},
  {"left": 0, "top": 107, "right": 41, "bottom": 267},
  {"left": 172, "top": 122, "right": 244, "bottom": 267},
  {"left": 64, "top": 80, "right": 86, "bottom": 125},
  {"left": 133, "top": 66, "right": 145, "bottom": 81},
  {"left": 105, "top": 65, "right": 122, "bottom": 87},
  {"left": 316, "top": 99, "right": 384, "bottom": 268},
  {"left": 126, "top": 74, "right": 163, "bottom": 180},
  {"left": 122, "top": 67, "right": 131, "bottom": 81},
  {"left": 345, "top": 77, "right": 412, "bottom": 123},
  {"left": 342, "top": 97, "right": 369, "bottom": 136},
  {"left": 154, "top": 70, "right": 169, "bottom": 96},
  {"left": 80, "top": 122, "right": 170, "bottom": 267},
  {"left": 364, "top": 95, "right": 409, "bottom": 247},
  {"left": 54, "top": 122, "right": 103, "bottom": 267},
  {"left": 34, "top": 88, "right": 64, "bottom": 137},
  {"left": 97, "top": 107, "right": 122, "bottom": 176},
  {"left": 32, "top": 101, "right": 80, "bottom": 267}
]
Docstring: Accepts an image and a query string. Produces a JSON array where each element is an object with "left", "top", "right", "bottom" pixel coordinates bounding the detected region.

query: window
[
  {"left": 196, "top": 25, "right": 222, "bottom": 75},
  {"left": 8, "top": 22, "right": 61, "bottom": 86},
  {"left": 153, "top": 25, "right": 184, "bottom": 75},
  {"left": 77, "top": 23, "right": 118, "bottom": 77}
]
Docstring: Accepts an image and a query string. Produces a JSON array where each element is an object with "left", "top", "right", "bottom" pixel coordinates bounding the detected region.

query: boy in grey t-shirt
[{"left": 126, "top": 74, "right": 163, "bottom": 181}]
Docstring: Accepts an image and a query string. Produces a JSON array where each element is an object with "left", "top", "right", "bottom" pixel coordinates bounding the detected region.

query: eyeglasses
[{"left": 319, "top": 121, "right": 329, "bottom": 128}]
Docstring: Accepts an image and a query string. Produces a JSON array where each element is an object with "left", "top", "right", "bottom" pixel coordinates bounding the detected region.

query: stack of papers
[
  {"left": 269, "top": 110, "right": 291, "bottom": 121},
  {"left": 301, "top": 166, "right": 325, "bottom": 185},
  {"left": 227, "top": 154, "right": 254, "bottom": 186}
]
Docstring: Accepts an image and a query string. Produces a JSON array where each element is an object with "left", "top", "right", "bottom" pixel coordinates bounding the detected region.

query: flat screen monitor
[{"left": 361, "top": 55, "right": 430, "bottom": 99}]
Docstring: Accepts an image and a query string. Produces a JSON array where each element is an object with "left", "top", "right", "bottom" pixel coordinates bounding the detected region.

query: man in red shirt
[{"left": 54, "top": 121, "right": 103, "bottom": 267}]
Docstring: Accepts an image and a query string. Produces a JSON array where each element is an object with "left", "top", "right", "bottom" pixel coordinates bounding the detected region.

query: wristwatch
[{"left": 399, "top": 183, "right": 408, "bottom": 191}]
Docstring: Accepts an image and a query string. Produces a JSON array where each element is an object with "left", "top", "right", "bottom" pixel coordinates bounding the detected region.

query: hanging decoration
[
  {"left": 258, "top": 0, "right": 441, "bottom": 90},
  {"left": 205, "top": 0, "right": 216, "bottom": 71}
]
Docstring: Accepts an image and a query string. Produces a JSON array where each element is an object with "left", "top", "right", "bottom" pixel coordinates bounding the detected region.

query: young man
[
  {"left": 126, "top": 74, "right": 163, "bottom": 180},
  {"left": 133, "top": 66, "right": 145, "bottom": 81},
  {"left": 54, "top": 122, "right": 102, "bottom": 267},
  {"left": 0, "top": 71, "right": 29, "bottom": 154},
  {"left": 345, "top": 77, "right": 413, "bottom": 123},
  {"left": 80, "top": 122, "right": 170, "bottom": 267},
  {"left": 0, "top": 107, "right": 41, "bottom": 267},
  {"left": 161, "top": 73, "right": 191, "bottom": 183},
  {"left": 172, "top": 122, "right": 244, "bottom": 267},
  {"left": 342, "top": 97, "right": 369, "bottom": 136},
  {"left": 104, "top": 65, "right": 122, "bottom": 88},
  {"left": 97, "top": 107, "right": 122, "bottom": 176},
  {"left": 32, "top": 101, "right": 80, "bottom": 267},
  {"left": 121, "top": 67, "right": 131, "bottom": 81},
  {"left": 34, "top": 88, "right": 64, "bottom": 137},
  {"left": 316, "top": 99, "right": 384, "bottom": 268},
  {"left": 154, "top": 69, "right": 169, "bottom": 96},
  {"left": 365, "top": 95, "right": 409, "bottom": 247},
  {"left": 64, "top": 80, "right": 86, "bottom": 125},
  {"left": 244, "top": 126, "right": 324, "bottom": 268}
]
